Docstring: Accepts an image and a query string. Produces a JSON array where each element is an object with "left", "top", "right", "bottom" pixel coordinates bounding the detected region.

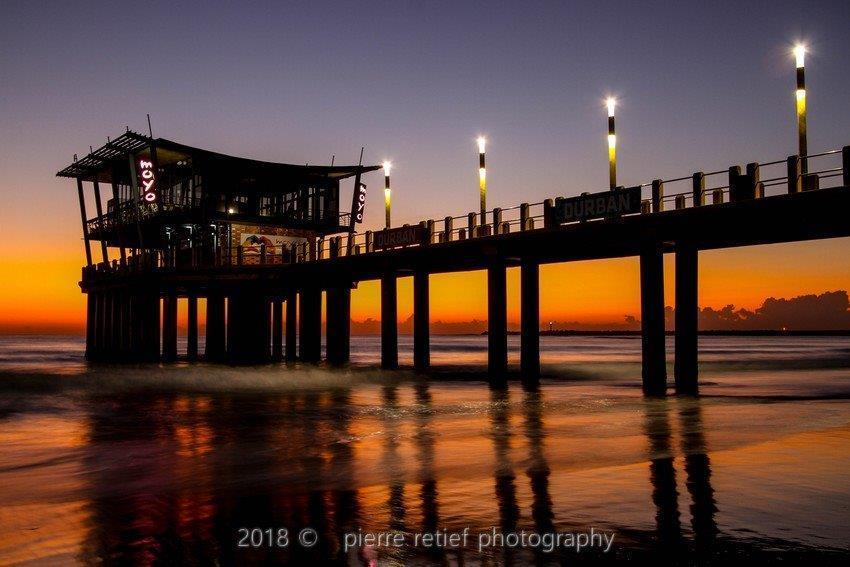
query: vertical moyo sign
[{"left": 138, "top": 159, "right": 157, "bottom": 202}]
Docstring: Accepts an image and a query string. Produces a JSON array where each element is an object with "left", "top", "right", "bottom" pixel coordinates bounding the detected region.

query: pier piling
[
  {"left": 414, "top": 270, "right": 430, "bottom": 370},
  {"left": 271, "top": 299, "right": 283, "bottom": 361},
  {"left": 488, "top": 262, "right": 508, "bottom": 379},
  {"left": 161, "top": 295, "right": 178, "bottom": 361},
  {"left": 205, "top": 294, "right": 226, "bottom": 361},
  {"left": 285, "top": 290, "right": 297, "bottom": 361},
  {"left": 674, "top": 242, "right": 699, "bottom": 394},
  {"left": 187, "top": 296, "right": 199, "bottom": 361},
  {"left": 520, "top": 259, "right": 540, "bottom": 380},
  {"left": 640, "top": 241, "right": 667, "bottom": 395},
  {"left": 298, "top": 288, "right": 322, "bottom": 362},
  {"left": 326, "top": 286, "right": 351, "bottom": 364},
  {"left": 381, "top": 272, "right": 399, "bottom": 369}
]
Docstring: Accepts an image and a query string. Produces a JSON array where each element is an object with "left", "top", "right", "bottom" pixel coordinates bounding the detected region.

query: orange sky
[{"left": 2, "top": 238, "right": 849, "bottom": 334}]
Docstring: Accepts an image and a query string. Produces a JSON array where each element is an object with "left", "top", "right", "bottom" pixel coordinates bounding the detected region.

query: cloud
[{"left": 349, "top": 290, "right": 850, "bottom": 333}]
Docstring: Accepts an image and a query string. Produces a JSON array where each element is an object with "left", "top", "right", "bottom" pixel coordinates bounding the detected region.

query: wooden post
[
  {"left": 381, "top": 272, "right": 398, "bottom": 369},
  {"left": 843, "top": 146, "right": 850, "bottom": 187},
  {"left": 187, "top": 296, "right": 199, "bottom": 361},
  {"left": 467, "top": 212, "right": 477, "bottom": 237},
  {"left": 413, "top": 270, "right": 430, "bottom": 370},
  {"left": 640, "top": 240, "right": 667, "bottom": 395},
  {"left": 520, "top": 203, "right": 530, "bottom": 230},
  {"left": 487, "top": 261, "right": 508, "bottom": 379},
  {"left": 285, "top": 289, "right": 297, "bottom": 361},
  {"left": 674, "top": 242, "right": 698, "bottom": 394},
  {"left": 76, "top": 178, "right": 93, "bottom": 266},
  {"left": 520, "top": 258, "right": 540, "bottom": 380},
  {"left": 443, "top": 216, "right": 453, "bottom": 242},
  {"left": 271, "top": 299, "right": 283, "bottom": 361},
  {"left": 692, "top": 173, "right": 705, "bottom": 206},
  {"left": 651, "top": 179, "right": 664, "bottom": 212},
  {"left": 787, "top": 155, "right": 802, "bottom": 194}
]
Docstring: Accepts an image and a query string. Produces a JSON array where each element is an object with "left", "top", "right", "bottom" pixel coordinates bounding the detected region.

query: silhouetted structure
[{"left": 62, "top": 132, "right": 850, "bottom": 394}]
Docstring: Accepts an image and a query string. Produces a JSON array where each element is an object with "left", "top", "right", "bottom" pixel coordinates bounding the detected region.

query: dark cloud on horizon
[{"left": 350, "top": 290, "right": 850, "bottom": 334}]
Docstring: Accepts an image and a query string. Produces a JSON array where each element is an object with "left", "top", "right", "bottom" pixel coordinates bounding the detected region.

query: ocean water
[{"left": 0, "top": 334, "right": 849, "bottom": 565}]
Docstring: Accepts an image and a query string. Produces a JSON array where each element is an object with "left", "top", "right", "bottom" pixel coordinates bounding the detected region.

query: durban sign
[
  {"left": 373, "top": 225, "right": 428, "bottom": 251},
  {"left": 553, "top": 186, "right": 642, "bottom": 224}
]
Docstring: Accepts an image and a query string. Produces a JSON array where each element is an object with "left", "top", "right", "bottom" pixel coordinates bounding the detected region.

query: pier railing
[{"left": 82, "top": 146, "right": 849, "bottom": 280}]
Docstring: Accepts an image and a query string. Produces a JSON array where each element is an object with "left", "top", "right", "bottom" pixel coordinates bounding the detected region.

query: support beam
[
  {"left": 381, "top": 272, "right": 398, "bottom": 369},
  {"left": 76, "top": 178, "right": 93, "bottom": 266},
  {"left": 640, "top": 241, "right": 667, "bottom": 395},
  {"left": 674, "top": 242, "right": 699, "bottom": 394},
  {"left": 298, "top": 288, "right": 322, "bottom": 362},
  {"left": 488, "top": 262, "right": 508, "bottom": 379},
  {"left": 162, "top": 294, "right": 178, "bottom": 361},
  {"left": 285, "top": 290, "right": 297, "bottom": 361},
  {"left": 520, "top": 259, "right": 540, "bottom": 380},
  {"left": 92, "top": 181, "right": 109, "bottom": 264},
  {"left": 326, "top": 286, "right": 351, "bottom": 365},
  {"left": 271, "top": 299, "right": 283, "bottom": 361},
  {"left": 413, "top": 270, "right": 430, "bottom": 370},
  {"left": 110, "top": 181, "right": 127, "bottom": 263},
  {"left": 205, "top": 293, "right": 226, "bottom": 361},
  {"left": 187, "top": 296, "right": 199, "bottom": 361}
]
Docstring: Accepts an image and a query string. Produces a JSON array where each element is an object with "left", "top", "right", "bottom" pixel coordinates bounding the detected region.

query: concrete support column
[
  {"left": 110, "top": 291, "right": 122, "bottom": 355},
  {"left": 187, "top": 296, "right": 199, "bottom": 361},
  {"left": 520, "top": 259, "right": 540, "bottom": 380},
  {"left": 140, "top": 293, "right": 161, "bottom": 362},
  {"left": 298, "top": 288, "right": 322, "bottom": 362},
  {"left": 326, "top": 286, "right": 351, "bottom": 365},
  {"left": 85, "top": 293, "right": 96, "bottom": 360},
  {"left": 205, "top": 293, "right": 226, "bottom": 361},
  {"left": 285, "top": 290, "right": 297, "bottom": 361},
  {"left": 162, "top": 294, "right": 178, "bottom": 361},
  {"left": 120, "top": 293, "right": 131, "bottom": 356},
  {"left": 128, "top": 294, "right": 141, "bottom": 359},
  {"left": 227, "top": 293, "right": 270, "bottom": 363},
  {"left": 640, "top": 241, "right": 667, "bottom": 395},
  {"left": 674, "top": 242, "right": 699, "bottom": 394},
  {"left": 100, "top": 291, "right": 115, "bottom": 360},
  {"left": 413, "top": 270, "right": 430, "bottom": 370},
  {"left": 271, "top": 299, "right": 283, "bottom": 361},
  {"left": 488, "top": 262, "right": 508, "bottom": 378},
  {"left": 381, "top": 272, "right": 398, "bottom": 369},
  {"left": 94, "top": 293, "right": 106, "bottom": 360}
]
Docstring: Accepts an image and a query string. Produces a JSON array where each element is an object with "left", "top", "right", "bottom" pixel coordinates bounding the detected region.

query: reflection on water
[{"left": 0, "top": 336, "right": 849, "bottom": 564}]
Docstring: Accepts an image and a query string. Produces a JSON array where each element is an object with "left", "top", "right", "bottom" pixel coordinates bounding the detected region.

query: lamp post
[
  {"left": 383, "top": 161, "right": 392, "bottom": 229},
  {"left": 794, "top": 45, "right": 807, "bottom": 173},
  {"left": 607, "top": 97, "right": 617, "bottom": 190},
  {"left": 477, "top": 136, "right": 487, "bottom": 225}
]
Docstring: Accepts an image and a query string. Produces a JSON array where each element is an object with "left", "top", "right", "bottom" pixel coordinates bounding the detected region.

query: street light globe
[
  {"left": 477, "top": 136, "right": 486, "bottom": 154},
  {"left": 794, "top": 44, "right": 806, "bottom": 68},
  {"left": 606, "top": 97, "right": 616, "bottom": 118},
  {"left": 382, "top": 161, "right": 392, "bottom": 176}
]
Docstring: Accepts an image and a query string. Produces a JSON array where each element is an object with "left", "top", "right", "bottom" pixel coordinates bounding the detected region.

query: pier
[{"left": 60, "top": 132, "right": 850, "bottom": 394}]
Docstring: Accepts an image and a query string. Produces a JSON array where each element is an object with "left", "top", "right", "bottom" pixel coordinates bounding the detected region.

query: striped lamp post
[
  {"left": 607, "top": 97, "right": 617, "bottom": 190},
  {"left": 477, "top": 136, "right": 487, "bottom": 224},
  {"left": 794, "top": 45, "right": 807, "bottom": 173},
  {"left": 383, "top": 161, "right": 392, "bottom": 229}
]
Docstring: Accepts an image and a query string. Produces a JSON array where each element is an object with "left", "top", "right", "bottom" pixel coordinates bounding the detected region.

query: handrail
[{"left": 81, "top": 145, "right": 848, "bottom": 282}]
